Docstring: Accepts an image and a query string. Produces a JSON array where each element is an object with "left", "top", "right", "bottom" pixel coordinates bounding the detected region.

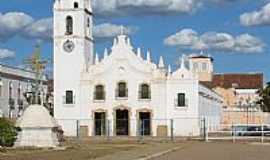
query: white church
[{"left": 53, "top": 0, "right": 223, "bottom": 137}]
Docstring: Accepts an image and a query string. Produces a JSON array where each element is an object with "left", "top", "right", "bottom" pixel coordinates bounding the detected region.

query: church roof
[
  {"left": 16, "top": 105, "right": 58, "bottom": 128},
  {"left": 189, "top": 55, "right": 214, "bottom": 62}
]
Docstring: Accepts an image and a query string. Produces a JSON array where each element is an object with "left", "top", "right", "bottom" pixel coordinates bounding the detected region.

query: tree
[
  {"left": 257, "top": 82, "right": 270, "bottom": 112},
  {"left": 0, "top": 118, "right": 19, "bottom": 147}
]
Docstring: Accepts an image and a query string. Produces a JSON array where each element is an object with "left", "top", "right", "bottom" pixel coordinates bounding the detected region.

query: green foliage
[
  {"left": 0, "top": 118, "right": 18, "bottom": 147},
  {"left": 257, "top": 82, "right": 270, "bottom": 112}
]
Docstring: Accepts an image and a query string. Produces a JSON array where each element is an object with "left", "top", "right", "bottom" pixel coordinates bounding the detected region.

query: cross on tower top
[{"left": 23, "top": 45, "right": 49, "bottom": 104}]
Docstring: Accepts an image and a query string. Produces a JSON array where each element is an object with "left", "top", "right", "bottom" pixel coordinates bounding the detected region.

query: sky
[{"left": 0, "top": 0, "right": 269, "bottom": 82}]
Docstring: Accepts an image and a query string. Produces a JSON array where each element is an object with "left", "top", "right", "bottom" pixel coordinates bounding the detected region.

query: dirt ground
[
  {"left": 154, "top": 141, "right": 270, "bottom": 160},
  {"left": 2, "top": 140, "right": 270, "bottom": 160},
  {"left": 0, "top": 139, "right": 178, "bottom": 160}
]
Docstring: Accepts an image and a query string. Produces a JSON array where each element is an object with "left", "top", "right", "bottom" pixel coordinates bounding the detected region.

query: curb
[{"left": 135, "top": 146, "right": 182, "bottom": 160}]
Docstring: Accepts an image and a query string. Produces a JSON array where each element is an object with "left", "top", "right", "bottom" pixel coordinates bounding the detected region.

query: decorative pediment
[{"left": 87, "top": 34, "right": 158, "bottom": 77}]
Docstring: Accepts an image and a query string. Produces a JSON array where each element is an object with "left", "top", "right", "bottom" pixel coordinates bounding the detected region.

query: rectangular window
[
  {"left": 193, "top": 63, "right": 199, "bottom": 71},
  {"left": 177, "top": 93, "right": 186, "bottom": 107},
  {"left": 202, "top": 63, "right": 208, "bottom": 71},
  {"left": 65, "top": 90, "right": 74, "bottom": 104}
]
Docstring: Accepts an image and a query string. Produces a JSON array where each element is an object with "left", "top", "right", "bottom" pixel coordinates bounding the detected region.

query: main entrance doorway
[
  {"left": 139, "top": 112, "right": 151, "bottom": 136},
  {"left": 94, "top": 112, "right": 106, "bottom": 136},
  {"left": 115, "top": 109, "right": 129, "bottom": 136}
]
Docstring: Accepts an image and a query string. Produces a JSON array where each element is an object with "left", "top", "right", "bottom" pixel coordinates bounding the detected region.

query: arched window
[
  {"left": 74, "top": 2, "right": 79, "bottom": 8},
  {"left": 95, "top": 85, "right": 105, "bottom": 100},
  {"left": 117, "top": 82, "right": 128, "bottom": 98},
  {"left": 139, "top": 84, "right": 151, "bottom": 99},
  {"left": 66, "top": 16, "right": 73, "bottom": 35}
]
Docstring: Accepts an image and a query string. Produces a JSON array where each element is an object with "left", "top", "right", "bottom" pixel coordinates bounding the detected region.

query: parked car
[
  {"left": 245, "top": 126, "right": 270, "bottom": 136},
  {"left": 232, "top": 125, "right": 248, "bottom": 136},
  {"left": 232, "top": 125, "right": 270, "bottom": 136}
]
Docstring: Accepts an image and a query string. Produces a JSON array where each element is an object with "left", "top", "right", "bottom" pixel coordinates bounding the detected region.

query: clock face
[{"left": 63, "top": 40, "right": 75, "bottom": 53}]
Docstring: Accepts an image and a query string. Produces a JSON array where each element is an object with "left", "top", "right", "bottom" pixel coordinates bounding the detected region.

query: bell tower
[
  {"left": 188, "top": 53, "right": 214, "bottom": 82},
  {"left": 53, "top": 0, "right": 93, "bottom": 124}
]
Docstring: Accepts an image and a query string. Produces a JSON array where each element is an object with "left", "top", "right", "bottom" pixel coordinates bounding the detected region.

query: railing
[
  {"left": 93, "top": 91, "right": 106, "bottom": 102},
  {"left": 206, "top": 123, "right": 270, "bottom": 143},
  {"left": 174, "top": 98, "right": 188, "bottom": 107},
  {"left": 138, "top": 90, "right": 151, "bottom": 100},
  {"left": 63, "top": 96, "right": 76, "bottom": 105},
  {"left": 93, "top": 92, "right": 106, "bottom": 103},
  {"left": 115, "top": 89, "right": 128, "bottom": 99}
]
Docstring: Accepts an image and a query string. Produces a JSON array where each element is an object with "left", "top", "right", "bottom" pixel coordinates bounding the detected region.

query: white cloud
[
  {"left": 22, "top": 18, "right": 53, "bottom": 42},
  {"left": 164, "top": 28, "right": 265, "bottom": 53},
  {"left": 93, "top": 23, "right": 137, "bottom": 40},
  {"left": 93, "top": 0, "right": 202, "bottom": 17},
  {"left": 0, "top": 10, "right": 137, "bottom": 43},
  {"left": 92, "top": 0, "right": 248, "bottom": 17},
  {"left": 0, "top": 48, "right": 15, "bottom": 59},
  {"left": 0, "top": 12, "right": 53, "bottom": 42},
  {"left": 0, "top": 12, "right": 33, "bottom": 42},
  {"left": 240, "top": 3, "right": 270, "bottom": 26}
]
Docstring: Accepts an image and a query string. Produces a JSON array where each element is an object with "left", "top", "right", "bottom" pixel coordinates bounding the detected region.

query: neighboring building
[
  {"left": 186, "top": 51, "right": 265, "bottom": 126},
  {"left": 0, "top": 64, "right": 47, "bottom": 118},
  {"left": 53, "top": 0, "right": 223, "bottom": 137},
  {"left": 211, "top": 73, "right": 263, "bottom": 108},
  {"left": 211, "top": 73, "right": 264, "bottom": 125}
]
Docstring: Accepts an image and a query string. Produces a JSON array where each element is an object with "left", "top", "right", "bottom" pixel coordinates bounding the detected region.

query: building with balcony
[{"left": 0, "top": 64, "right": 47, "bottom": 118}]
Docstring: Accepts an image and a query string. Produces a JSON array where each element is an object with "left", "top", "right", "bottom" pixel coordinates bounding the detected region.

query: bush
[{"left": 0, "top": 118, "right": 18, "bottom": 147}]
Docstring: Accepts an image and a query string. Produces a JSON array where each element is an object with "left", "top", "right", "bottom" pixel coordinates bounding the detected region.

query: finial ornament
[
  {"left": 137, "top": 48, "right": 142, "bottom": 58},
  {"left": 127, "top": 37, "right": 131, "bottom": 46},
  {"left": 104, "top": 48, "right": 108, "bottom": 58},
  {"left": 158, "top": 56, "right": 165, "bottom": 68},
  {"left": 180, "top": 54, "right": 186, "bottom": 69},
  {"left": 200, "top": 50, "right": 204, "bottom": 55},
  {"left": 168, "top": 65, "right": 172, "bottom": 73},
  {"left": 95, "top": 53, "right": 99, "bottom": 64},
  {"left": 146, "top": 50, "right": 151, "bottom": 62},
  {"left": 113, "top": 38, "right": 117, "bottom": 46}
]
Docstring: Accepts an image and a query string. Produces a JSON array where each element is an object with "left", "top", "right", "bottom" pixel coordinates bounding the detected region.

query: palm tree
[{"left": 257, "top": 82, "right": 270, "bottom": 112}]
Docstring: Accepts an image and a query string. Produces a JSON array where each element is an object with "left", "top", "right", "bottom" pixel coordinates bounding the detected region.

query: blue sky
[{"left": 0, "top": 0, "right": 269, "bottom": 82}]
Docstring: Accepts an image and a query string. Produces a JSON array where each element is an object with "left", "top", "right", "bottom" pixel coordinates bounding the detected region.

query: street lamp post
[
  {"left": 246, "top": 105, "right": 249, "bottom": 127},
  {"left": 246, "top": 97, "right": 252, "bottom": 127}
]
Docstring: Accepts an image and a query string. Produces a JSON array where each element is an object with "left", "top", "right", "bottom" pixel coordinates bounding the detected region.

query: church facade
[{"left": 53, "top": 0, "right": 223, "bottom": 137}]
